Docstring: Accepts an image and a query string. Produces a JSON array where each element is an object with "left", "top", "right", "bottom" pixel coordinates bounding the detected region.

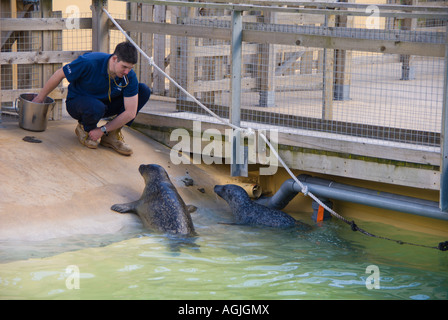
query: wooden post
[
  {"left": 169, "top": 6, "right": 180, "bottom": 99},
  {"left": 128, "top": 2, "right": 153, "bottom": 89},
  {"left": 40, "top": 0, "right": 53, "bottom": 92},
  {"left": 1, "top": 0, "right": 13, "bottom": 112},
  {"left": 153, "top": 5, "right": 166, "bottom": 95},
  {"left": 199, "top": 7, "right": 226, "bottom": 106},
  {"left": 91, "top": 0, "right": 109, "bottom": 53},
  {"left": 257, "top": 10, "right": 276, "bottom": 107},
  {"left": 50, "top": 9, "right": 63, "bottom": 120},
  {"left": 17, "top": 0, "right": 32, "bottom": 94},
  {"left": 399, "top": 0, "right": 416, "bottom": 80},
  {"left": 333, "top": 0, "right": 353, "bottom": 101},
  {"left": 39, "top": 0, "right": 63, "bottom": 120},
  {"left": 322, "top": 14, "right": 335, "bottom": 120},
  {"left": 140, "top": 4, "right": 153, "bottom": 87},
  {"left": 175, "top": 5, "right": 196, "bottom": 104},
  {"left": 128, "top": 2, "right": 140, "bottom": 78}
]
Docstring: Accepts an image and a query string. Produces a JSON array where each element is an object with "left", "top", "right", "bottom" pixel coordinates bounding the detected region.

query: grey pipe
[
  {"left": 259, "top": 174, "right": 448, "bottom": 221},
  {"left": 256, "top": 178, "right": 299, "bottom": 209}
]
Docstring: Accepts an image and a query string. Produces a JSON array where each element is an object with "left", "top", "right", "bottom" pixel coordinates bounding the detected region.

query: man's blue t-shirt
[{"left": 63, "top": 52, "right": 138, "bottom": 101}]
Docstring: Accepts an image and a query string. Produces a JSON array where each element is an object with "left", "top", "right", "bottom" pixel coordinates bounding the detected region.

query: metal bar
[
  {"left": 230, "top": 10, "right": 247, "bottom": 177},
  {"left": 440, "top": 24, "right": 448, "bottom": 211},
  {"left": 230, "top": 10, "right": 242, "bottom": 127}
]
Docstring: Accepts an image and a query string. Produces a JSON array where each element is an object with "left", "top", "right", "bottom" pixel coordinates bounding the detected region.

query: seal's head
[
  {"left": 214, "top": 184, "right": 250, "bottom": 205},
  {"left": 139, "top": 164, "right": 170, "bottom": 183}
]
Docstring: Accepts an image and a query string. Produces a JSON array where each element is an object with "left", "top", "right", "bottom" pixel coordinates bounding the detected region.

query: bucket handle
[{"left": 14, "top": 97, "right": 19, "bottom": 114}]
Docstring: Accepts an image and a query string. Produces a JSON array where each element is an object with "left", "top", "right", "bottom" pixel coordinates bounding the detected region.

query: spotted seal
[
  {"left": 214, "top": 184, "right": 311, "bottom": 230},
  {"left": 111, "top": 164, "right": 196, "bottom": 236}
]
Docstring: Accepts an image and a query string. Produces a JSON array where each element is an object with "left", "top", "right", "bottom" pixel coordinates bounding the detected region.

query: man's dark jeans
[{"left": 66, "top": 83, "right": 151, "bottom": 132}]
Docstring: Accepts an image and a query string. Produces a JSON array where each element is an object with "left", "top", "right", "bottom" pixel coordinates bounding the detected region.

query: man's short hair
[{"left": 113, "top": 41, "right": 138, "bottom": 64}]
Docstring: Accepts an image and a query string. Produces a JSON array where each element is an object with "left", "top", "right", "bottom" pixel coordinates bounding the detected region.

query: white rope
[{"left": 103, "top": 8, "right": 347, "bottom": 223}]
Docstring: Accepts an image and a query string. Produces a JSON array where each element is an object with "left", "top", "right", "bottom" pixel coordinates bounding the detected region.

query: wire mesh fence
[
  {"left": 1, "top": 4, "right": 44, "bottom": 121},
  {"left": 1, "top": 0, "right": 447, "bottom": 154},
  {"left": 155, "top": 4, "right": 446, "bottom": 150},
  {"left": 0, "top": 5, "right": 89, "bottom": 122},
  {"left": 0, "top": 3, "right": 123, "bottom": 123}
]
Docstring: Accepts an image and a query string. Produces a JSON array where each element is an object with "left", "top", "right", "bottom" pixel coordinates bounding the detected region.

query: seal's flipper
[{"left": 111, "top": 201, "right": 139, "bottom": 214}]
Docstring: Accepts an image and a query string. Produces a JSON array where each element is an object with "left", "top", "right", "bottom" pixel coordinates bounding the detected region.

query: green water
[{"left": 1, "top": 210, "right": 448, "bottom": 300}]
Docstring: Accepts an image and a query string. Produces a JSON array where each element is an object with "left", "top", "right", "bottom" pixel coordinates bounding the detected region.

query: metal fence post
[
  {"left": 440, "top": 25, "right": 448, "bottom": 211},
  {"left": 230, "top": 10, "right": 247, "bottom": 177}
]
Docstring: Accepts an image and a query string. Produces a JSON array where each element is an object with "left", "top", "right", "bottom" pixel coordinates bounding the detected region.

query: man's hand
[
  {"left": 31, "top": 95, "right": 44, "bottom": 103},
  {"left": 88, "top": 127, "right": 104, "bottom": 141}
]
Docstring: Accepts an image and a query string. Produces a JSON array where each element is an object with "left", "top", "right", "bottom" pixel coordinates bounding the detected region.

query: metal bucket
[{"left": 16, "top": 93, "right": 55, "bottom": 132}]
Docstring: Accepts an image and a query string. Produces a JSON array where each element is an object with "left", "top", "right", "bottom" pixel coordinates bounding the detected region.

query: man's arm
[
  {"left": 88, "top": 94, "right": 138, "bottom": 141},
  {"left": 32, "top": 68, "right": 66, "bottom": 103}
]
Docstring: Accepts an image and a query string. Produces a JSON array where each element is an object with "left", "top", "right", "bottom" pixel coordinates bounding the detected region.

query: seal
[
  {"left": 214, "top": 184, "right": 311, "bottom": 230},
  {"left": 111, "top": 164, "right": 196, "bottom": 236}
]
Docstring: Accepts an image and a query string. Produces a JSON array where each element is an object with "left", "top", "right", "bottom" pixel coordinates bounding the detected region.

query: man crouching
[{"left": 33, "top": 41, "right": 151, "bottom": 156}]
